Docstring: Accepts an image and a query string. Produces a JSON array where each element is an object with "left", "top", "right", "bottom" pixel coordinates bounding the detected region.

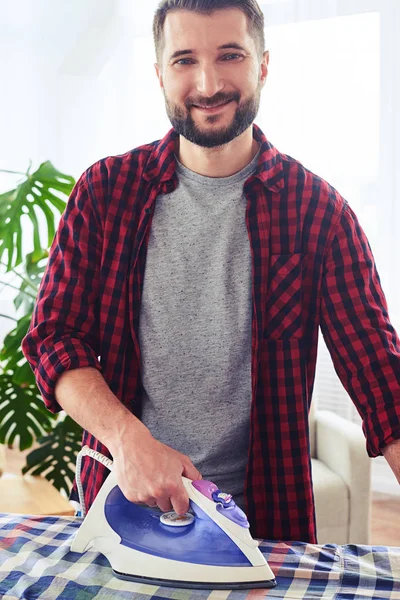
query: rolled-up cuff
[
  {"left": 363, "top": 417, "right": 400, "bottom": 457},
  {"left": 35, "top": 337, "right": 101, "bottom": 413}
]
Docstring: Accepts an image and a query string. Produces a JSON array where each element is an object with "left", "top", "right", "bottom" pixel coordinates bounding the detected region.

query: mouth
[{"left": 192, "top": 100, "right": 233, "bottom": 113}]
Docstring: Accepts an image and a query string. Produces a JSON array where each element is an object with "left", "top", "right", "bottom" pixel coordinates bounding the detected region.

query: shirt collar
[{"left": 142, "top": 123, "right": 284, "bottom": 192}]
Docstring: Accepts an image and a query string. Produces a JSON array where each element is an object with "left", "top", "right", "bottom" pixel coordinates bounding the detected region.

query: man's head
[{"left": 153, "top": 0, "right": 269, "bottom": 149}]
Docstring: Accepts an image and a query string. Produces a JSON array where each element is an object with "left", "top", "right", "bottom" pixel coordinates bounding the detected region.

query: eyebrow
[{"left": 169, "top": 42, "right": 248, "bottom": 62}]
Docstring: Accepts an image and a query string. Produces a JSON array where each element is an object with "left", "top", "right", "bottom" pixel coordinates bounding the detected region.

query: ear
[
  {"left": 260, "top": 50, "right": 269, "bottom": 86},
  {"left": 154, "top": 63, "right": 164, "bottom": 90}
]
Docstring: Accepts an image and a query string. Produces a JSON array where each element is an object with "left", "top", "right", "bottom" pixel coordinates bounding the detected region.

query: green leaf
[
  {"left": 13, "top": 361, "right": 36, "bottom": 386},
  {"left": 22, "top": 415, "right": 83, "bottom": 495},
  {"left": 1, "top": 350, "right": 24, "bottom": 373},
  {"left": 0, "top": 314, "right": 32, "bottom": 366},
  {"left": 0, "top": 373, "right": 55, "bottom": 450},
  {"left": 25, "top": 248, "right": 49, "bottom": 278},
  {"left": 13, "top": 249, "right": 48, "bottom": 313},
  {"left": 0, "top": 160, "right": 80, "bottom": 495},
  {"left": 0, "top": 161, "right": 75, "bottom": 271}
]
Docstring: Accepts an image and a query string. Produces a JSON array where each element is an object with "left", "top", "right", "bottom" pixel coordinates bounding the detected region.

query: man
[{"left": 22, "top": 0, "right": 400, "bottom": 543}]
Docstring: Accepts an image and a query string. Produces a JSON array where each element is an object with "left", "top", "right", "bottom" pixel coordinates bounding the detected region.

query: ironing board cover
[{"left": 0, "top": 514, "right": 399, "bottom": 599}]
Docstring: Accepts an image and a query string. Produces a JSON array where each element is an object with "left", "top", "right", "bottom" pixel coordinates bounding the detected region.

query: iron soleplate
[{"left": 112, "top": 569, "right": 277, "bottom": 590}]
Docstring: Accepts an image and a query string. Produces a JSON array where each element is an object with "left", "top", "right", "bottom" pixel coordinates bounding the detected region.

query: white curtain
[{"left": 259, "top": 0, "right": 400, "bottom": 495}]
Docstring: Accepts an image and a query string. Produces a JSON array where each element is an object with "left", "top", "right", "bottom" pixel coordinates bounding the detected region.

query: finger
[
  {"left": 182, "top": 461, "right": 202, "bottom": 481},
  {"left": 171, "top": 486, "right": 190, "bottom": 516},
  {"left": 146, "top": 497, "right": 158, "bottom": 508},
  {"left": 157, "top": 497, "right": 173, "bottom": 513}
]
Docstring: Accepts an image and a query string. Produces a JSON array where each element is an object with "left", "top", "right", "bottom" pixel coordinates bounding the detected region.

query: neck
[{"left": 175, "top": 127, "right": 260, "bottom": 178}]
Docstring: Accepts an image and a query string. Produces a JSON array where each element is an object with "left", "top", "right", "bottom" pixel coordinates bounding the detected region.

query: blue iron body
[
  {"left": 105, "top": 485, "right": 251, "bottom": 566},
  {"left": 71, "top": 469, "right": 277, "bottom": 590}
]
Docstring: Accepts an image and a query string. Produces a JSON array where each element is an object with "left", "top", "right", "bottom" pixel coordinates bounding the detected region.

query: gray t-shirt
[{"left": 138, "top": 146, "right": 260, "bottom": 510}]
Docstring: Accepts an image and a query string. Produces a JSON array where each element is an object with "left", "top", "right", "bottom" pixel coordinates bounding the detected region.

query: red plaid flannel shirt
[{"left": 22, "top": 124, "right": 400, "bottom": 542}]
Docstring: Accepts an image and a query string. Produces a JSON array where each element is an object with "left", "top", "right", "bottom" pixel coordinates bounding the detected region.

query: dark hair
[{"left": 153, "top": 0, "right": 265, "bottom": 66}]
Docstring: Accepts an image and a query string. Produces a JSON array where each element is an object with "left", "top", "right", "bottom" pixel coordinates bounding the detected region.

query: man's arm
[
  {"left": 22, "top": 166, "right": 202, "bottom": 513},
  {"left": 54, "top": 366, "right": 150, "bottom": 452},
  {"left": 55, "top": 366, "right": 202, "bottom": 514},
  {"left": 22, "top": 168, "right": 103, "bottom": 413},
  {"left": 382, "top": 439, "right": 400, "bottom": 484},
  {"left": 320, "top": 200, "right": 400, "bottom": 474}
]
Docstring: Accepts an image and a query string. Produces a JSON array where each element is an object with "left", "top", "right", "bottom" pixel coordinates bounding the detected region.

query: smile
[{"left": 193, "top": 100, "right": 233, "bottom": 113}]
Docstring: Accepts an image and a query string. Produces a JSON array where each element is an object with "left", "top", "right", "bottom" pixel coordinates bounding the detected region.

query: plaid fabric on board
[{"left": 0, "top": 514, "right": 399, "bottom": 600}]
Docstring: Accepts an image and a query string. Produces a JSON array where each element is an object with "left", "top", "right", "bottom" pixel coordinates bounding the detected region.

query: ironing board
[{"left": 0, "top": 513, "right": 399, "bottom": 599}]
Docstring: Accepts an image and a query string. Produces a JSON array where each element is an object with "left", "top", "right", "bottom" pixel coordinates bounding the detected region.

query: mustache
[{"left": 186, "top": 94, "right": 240, "bottom": 108}]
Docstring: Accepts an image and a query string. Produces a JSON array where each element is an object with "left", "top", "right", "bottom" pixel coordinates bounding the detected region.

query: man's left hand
[{"left": 382, "top": 438, "right": 400, "bottom": 484}]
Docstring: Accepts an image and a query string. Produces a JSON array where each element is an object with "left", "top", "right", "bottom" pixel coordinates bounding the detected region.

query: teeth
[{"left": 196, "top": 101, "right": 229, "bottom": 109}]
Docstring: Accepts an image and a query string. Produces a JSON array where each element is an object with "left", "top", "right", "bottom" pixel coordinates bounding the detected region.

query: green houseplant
[{"left": 0, "top": 162, "right": 83, "bottom": 495}]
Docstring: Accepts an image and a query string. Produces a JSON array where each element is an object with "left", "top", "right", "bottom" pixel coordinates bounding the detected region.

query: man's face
[{"left": 155, "top": 8, "right": 269, "bottom": 149}]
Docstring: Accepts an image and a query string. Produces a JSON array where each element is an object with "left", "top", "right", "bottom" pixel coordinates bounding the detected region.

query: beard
[{"left": 164, "top": 85, "right": 262, "bottom": 149}]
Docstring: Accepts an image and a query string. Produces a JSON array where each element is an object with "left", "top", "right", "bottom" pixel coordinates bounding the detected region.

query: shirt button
[{"left": 145, "top": 208, "right": 152, "bottom": 215}]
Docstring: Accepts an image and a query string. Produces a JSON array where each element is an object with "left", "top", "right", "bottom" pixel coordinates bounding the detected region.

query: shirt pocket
[{"left": 264, "top": 253, "right": 304, "bottom": 340}]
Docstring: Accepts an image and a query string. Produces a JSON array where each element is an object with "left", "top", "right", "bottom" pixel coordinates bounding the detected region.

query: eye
[
  {"left": 175, "top": 58, "right": 194, "bottom": 66},
  {"left": 174, "top": 54, "right": 243, "bottom": 66},
  {"left": 223, "top": 53, "right": 243, "bottom": 61}
]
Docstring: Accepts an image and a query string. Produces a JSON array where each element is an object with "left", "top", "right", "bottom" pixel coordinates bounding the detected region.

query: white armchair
[{"left": 309, "top": 403, "right": 372, "bottom": 544}]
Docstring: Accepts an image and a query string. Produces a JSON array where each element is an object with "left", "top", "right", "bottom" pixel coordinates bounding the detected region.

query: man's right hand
[
  {"left": 52, "top": 368, "right": 202, "bottom": 514},
  {"left": 110, "top": 429, "right": 202, "bottom": 515}
]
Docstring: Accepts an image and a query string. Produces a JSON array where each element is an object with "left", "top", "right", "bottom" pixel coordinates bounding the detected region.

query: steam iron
[{"left": 70, "top": 447, "right": 276, "bottom": 590}]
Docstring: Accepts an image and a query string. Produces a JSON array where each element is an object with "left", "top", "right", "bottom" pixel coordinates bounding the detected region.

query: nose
[{"left": 195, "top": 63, "right": 225, "bottom": 98}]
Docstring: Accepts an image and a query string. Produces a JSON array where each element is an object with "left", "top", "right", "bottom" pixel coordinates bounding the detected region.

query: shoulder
[
  {"left": 62, "top": 139, "right": 162, "bottom": 228},
  {"left": 80, "top": 139, "right": 159, "bottom": 189},
  {"left": 278, "top": 150, "right": 347, "bottom": 227},
  {"left": 71, "top": 138, "right": 162, "bottom": 220}
]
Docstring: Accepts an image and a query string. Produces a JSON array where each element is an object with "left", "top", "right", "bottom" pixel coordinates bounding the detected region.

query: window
[{"left": 258, "top": 13, "right": 381, "bottom": 422}]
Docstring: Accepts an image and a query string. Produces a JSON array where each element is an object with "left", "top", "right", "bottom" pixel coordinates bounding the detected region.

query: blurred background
[{"left": 0, "top": 0, "right": 399, "bottom": 537}]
